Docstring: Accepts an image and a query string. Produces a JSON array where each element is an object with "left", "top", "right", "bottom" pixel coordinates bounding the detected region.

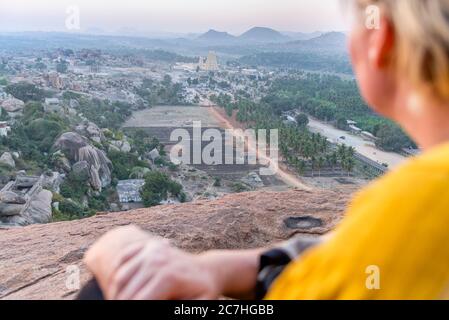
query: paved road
[{"left": 307, "top": 118, "right": 406, "bottom": 169}]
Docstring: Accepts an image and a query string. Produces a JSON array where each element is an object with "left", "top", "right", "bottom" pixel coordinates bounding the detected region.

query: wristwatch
[{"left": 255, "top": 236, "right": 322, "bottom": 299}]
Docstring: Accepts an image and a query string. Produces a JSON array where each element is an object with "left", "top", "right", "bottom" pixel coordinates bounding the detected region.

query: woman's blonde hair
[{"left": 356, "top": 0, "right": 449, "bottom": 100}]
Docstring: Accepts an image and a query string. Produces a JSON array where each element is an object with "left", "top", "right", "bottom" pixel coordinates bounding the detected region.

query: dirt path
[{"left": 206, "top": 104, "right": 312, "bottom": 191}]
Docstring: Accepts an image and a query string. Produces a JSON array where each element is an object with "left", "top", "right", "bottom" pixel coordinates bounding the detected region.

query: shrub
[
  {"left": 108, "top": 150, "right": 149, "bottom": 180},
  {"left": 141, "top": 171, "right": 184, "bottom": 207},
  {"left": 213, "top": 177, "right": 222, "bottom": 187},
  {"left": 24, "top": 119, "right": 64, "bottom": 152},
  {"left": 231, "top": 182, "right": 249, "bottom": 193},
  {"left": 296, "top": 113, "right": 309, "bottom": 128},
  {"left": 5, "top": 82, "right": 49, "bottom": 102},
  {"left": 60, "top": 172, "right": 89, "bottom": 201},
  {"left": 58, "top": 199, "right": 86, "bottom": 219}
]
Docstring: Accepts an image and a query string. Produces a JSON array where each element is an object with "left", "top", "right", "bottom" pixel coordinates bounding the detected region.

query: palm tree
[
  {"left": 345, "top": 157, "right": 356, "bottom": 177},
  {"left": 337, "top": 144, "right": 347, "bottom": 161},
  {"left": 331, "top": 151, "right": 338, "bottom": 173},
  {"left": 317, "top": 156, "right": 325, "bottom": 177},
  {"left": 310, "top": 156, "right": 317, "bottom": 177}
]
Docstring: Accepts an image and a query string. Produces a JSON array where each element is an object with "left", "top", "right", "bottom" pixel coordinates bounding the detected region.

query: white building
[
  {"left": 349, "top": 124, "right": 362, "bottom": 134},
  {"left": 117, "top": 179, "right": 145, "bottom": 203},
  {"left": 361, "top": 131, "right": 378, "bottom": 142},
  {"left": 44, "top": 98, "right": 61, "bottom": 113},
  {"left": 0, "top": 121, "right": 11, "bottom": 137}
]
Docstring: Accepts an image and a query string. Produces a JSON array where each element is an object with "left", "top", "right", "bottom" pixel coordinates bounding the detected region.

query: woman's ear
[{"left": 368, "top": 16, "right": 395, "bottom": 68}]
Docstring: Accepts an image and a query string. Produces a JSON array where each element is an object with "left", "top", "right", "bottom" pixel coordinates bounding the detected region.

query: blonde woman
[{"left": 83, "top": 0, "right": 449, "bottom": 300}]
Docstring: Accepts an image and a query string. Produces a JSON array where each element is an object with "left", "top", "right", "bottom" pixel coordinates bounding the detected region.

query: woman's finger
[
  {"left": 132, "top": 272, "right": 177, "bottom": 300},
  {"left": 108, "top": 250, "right": 150, "bottom": 299},
  {"left": 108, "top": 242, "right": 146, "bottom": 280},
  {"left": 114, "top": 242, "right": 169, "bottom": 299}
]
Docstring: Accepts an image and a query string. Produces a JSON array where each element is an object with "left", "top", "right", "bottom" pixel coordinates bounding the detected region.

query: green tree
[
  {"left": 375, "top": 123, "right": 413, "bottom": 152},
  {"left": 140, "top": 171, "right": 184, "bottom": 207},
  {"left": 60, "top": 172, "right": 90, "bottom": 201},
  {"left": 5, "top": 82, "right": 48, "bottom": 102},
  {"left": 336, "top": 117, "right": 348, "bottom": 130},
  {"left": 108, "top": 150, "right": 148, "bottom": 180},
  {"left": 295, "top": 113, "right": 309, "bottom": 128},
  {"left": 58, "top": 199, "right": 86, "bottom": 219},
  {"left": 24, "top": 119, "right": 64, "bottom": 152}
]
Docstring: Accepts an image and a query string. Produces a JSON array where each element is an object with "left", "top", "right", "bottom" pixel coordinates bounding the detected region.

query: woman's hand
[
  {"left": 84, "top": 225, "right": 155, "bottom": 294},
  {"left": 85, "top": 226, "right": 263, "bottom": 300},
  {"left": 104, "top": 240, "right": 223, "bottom": 300}
]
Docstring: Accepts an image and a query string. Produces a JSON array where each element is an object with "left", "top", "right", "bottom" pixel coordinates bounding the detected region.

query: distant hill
[
  {"left": 281, "top": 31, "right": 347, "bottom": 52},
  {"left": 302, "top": 32, "right": 347, "bottom": 47},
  {"left": 238, "top": 31, "right": 351, "bottom": 74},
  {"left": 239, "top": 27, "right": 290, "bottom": 42},
  {"left": 197, "top": 29, "right": 237, "bottom": 42},
  {"left": 281, "top": 31, "right": 322, "bottom": 41}
]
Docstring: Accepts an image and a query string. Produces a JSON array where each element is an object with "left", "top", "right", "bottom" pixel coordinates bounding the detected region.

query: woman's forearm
[{"left": 198, "top": 248, "right": 265, "bottom": 300}]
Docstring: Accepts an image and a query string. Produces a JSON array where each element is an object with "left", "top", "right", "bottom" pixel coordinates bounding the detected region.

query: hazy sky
[{"left": 0, "top": 0, "right": 346, "bottom": 34}]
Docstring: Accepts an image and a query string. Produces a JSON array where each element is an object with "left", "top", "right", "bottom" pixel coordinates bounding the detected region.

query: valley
[{"left": 0, "top": 27, "right": 416, "bottom": 227}]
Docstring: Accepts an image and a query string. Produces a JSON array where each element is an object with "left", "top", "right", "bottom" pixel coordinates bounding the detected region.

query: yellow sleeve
[{"left": 266, "top": 160, "right": 449, "bottom": 300}]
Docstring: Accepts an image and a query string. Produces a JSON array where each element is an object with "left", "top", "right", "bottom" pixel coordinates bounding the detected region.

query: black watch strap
[{"left": 255, "top": 236, "right": 321, "bottom": 299}]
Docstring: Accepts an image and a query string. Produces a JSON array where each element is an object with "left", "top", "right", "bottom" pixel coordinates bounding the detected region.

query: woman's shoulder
[
  {"left": 405, "top": 142, "right": 449, "bottom": 171},
  {"left": 350, "top": 142, "right": 449, "bottom": 211}
]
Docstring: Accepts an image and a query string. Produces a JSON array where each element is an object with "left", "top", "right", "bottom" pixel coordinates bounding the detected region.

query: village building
[
  {"left": 349, "top": 124, "right": 362, "bottom": 134},
  {"left": 116, "top": 179, "right": 145, "bottom": 203},
  {"left": 44, "top": 98, "right": 62, "bottom": 113},
  {"left": 361, "top": 131, "right": 378, "bottom": 142},
  {"left": 0, "top": 121, "right": 11, "bottom": 137}
]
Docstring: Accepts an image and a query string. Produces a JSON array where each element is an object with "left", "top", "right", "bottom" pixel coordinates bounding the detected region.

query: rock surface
[
  {"left": 1, "top": 98, "right": 25, "bottom": 113},
  {"left": 0, "top": 152, "right": 15, "bottom": 168},
  {"left": 0, "top": 203, "right": 24, "bottom": 216},
  {"left": 2, "top": 189, "right": 53, "bottom": 226},
  {"left": 0, "top": 191, "right": 26, "bottom": 205},
  {"left": 54, "top": 132, "right": 112, "bottom": 191},
  {"left": 0, "top": 189, "right": 351, "bottom": 300},
  {"left": 21, "top": 189, "right": 53, "bottom": 224},
  {"left": 41, "top": 172, "right": 64, "bottom": 193},
  {"left": 0, "top": 174, "right": 54, "bottom": 226},
  {"left": 51, "top": 151, "right": 71, "bottom": 173},
  {"left": 110, "top": 140, "right": 131, "bottom": 153},
  {"left": 14, "top": 176, "right": 39, "bottom": 188},
  {"left": 75, "top": 121, "right": 105, "bottom": 144},
  {"left": 72, "top": 161, "right": 90, "bottom": 181},
  {"left": 148, "top": 148, "right": 160, "bottom": 162}
]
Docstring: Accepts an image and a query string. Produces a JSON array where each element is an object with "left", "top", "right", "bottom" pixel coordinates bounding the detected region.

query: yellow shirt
[{"left": 266, "top": 142, "right": 449, "bottom": 300}]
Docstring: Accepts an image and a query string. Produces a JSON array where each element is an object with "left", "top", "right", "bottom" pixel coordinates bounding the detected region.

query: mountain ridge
[
  {"left": 239, "top": 26, "right": 290, "bottom": 42},
  {"left": 197, "top": 29, "right": 237, "bottom": 42}
]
